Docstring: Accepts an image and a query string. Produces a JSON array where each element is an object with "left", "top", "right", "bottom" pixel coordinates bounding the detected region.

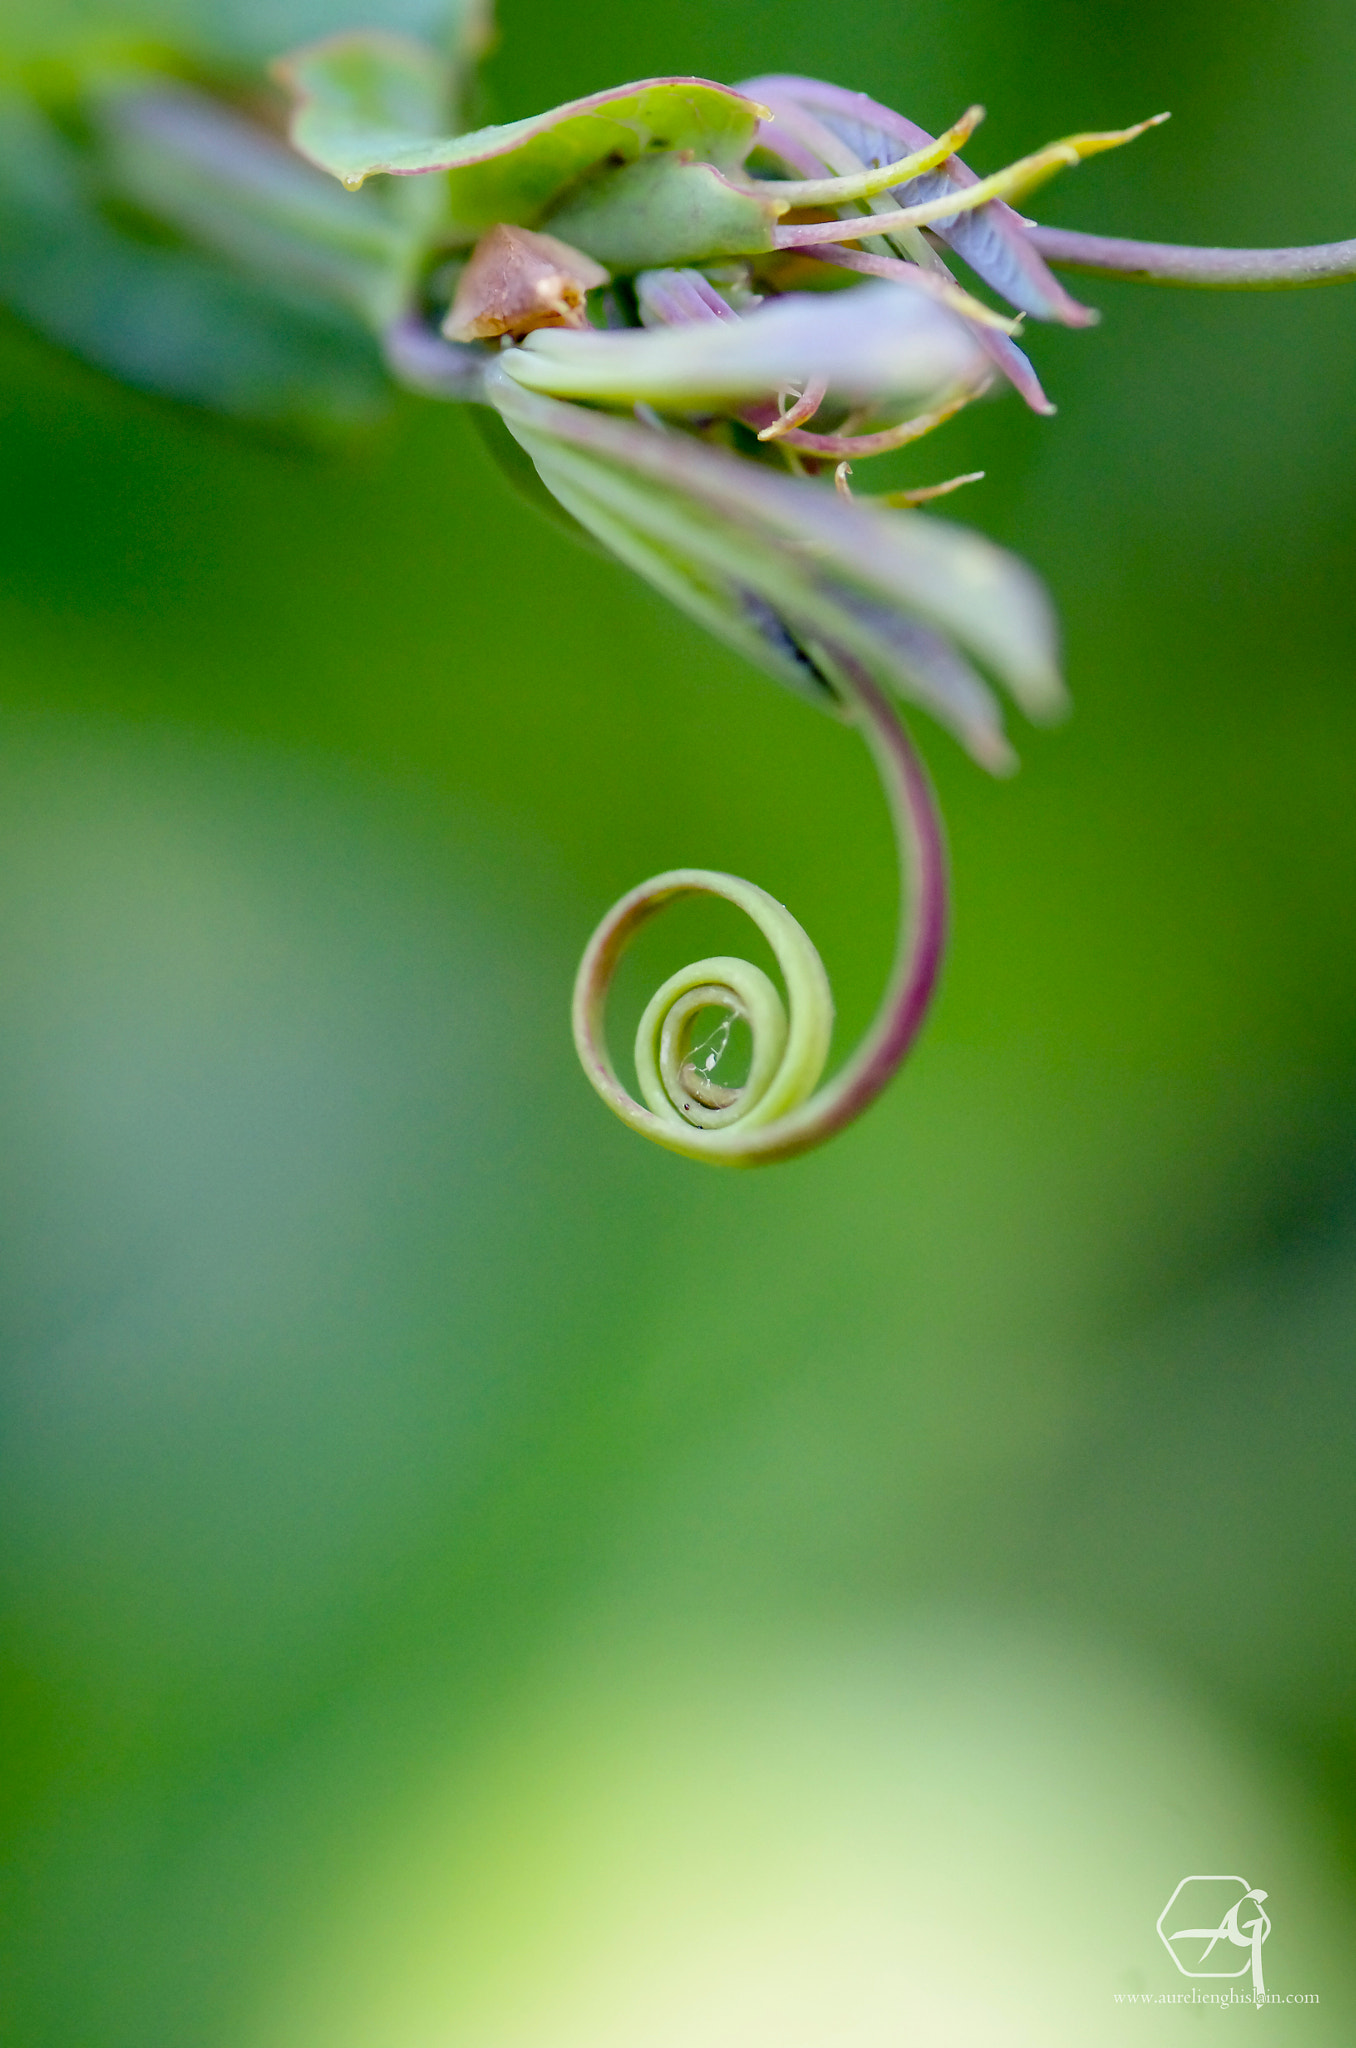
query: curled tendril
[{"left": 572, "top": 660, "right": 947, "bottom": 1165}]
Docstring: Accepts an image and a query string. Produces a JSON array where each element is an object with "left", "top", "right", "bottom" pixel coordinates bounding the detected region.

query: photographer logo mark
[{"left": 1157, "top": 1876, "right": 1270, "bottom": 1998}]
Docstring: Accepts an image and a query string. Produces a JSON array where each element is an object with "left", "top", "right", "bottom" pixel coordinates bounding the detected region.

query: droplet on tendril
[
  {"left": 675, "top": 1006, "right": 744, "bottom": 1114},
  {"left": 693, "top": 1010, "right": 732, "bottom": 1076}
]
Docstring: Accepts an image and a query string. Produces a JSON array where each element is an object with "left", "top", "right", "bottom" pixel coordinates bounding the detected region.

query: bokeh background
[{"left": 1, "top": 0, "right": 1355, "bottom": 2041}]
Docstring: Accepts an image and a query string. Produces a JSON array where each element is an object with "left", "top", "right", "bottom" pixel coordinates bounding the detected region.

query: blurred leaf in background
[
  {"left": 1, "top": 0, "right": 1355, "bottom": 2043},
  {"left": 0, "top": 83, "right": 395, "bottom": 432},
  {"left": 0, "top": 0, "right": 460, "bottom": 68},
  {"left": 0, "top": 0, "right": 486, "bottom": 429}
]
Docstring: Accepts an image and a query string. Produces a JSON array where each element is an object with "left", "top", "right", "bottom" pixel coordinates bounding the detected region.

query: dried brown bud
[{"left": 443, "top": 224, "right": 610, "bottom": 343}]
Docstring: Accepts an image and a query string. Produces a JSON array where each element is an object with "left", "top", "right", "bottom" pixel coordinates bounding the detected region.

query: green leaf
[
  {"left": 274, "top": 30, "right": 459, "bottom": 190},
  {"left": 542, "top": 155, "right": 779, "bottom": 272},
  {"left": 279, "top": 50, "right": 765, "bottom": 232},
  {"left": 0, "top": 88, "right": 389, "bottom": 435},
  {"left": 464, "top": 404, "right": 609, "bottom": 554}
]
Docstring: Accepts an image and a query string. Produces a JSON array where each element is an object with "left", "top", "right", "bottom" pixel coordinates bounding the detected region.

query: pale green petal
[{"left": 498, "top": 280, "right": 987, "bottom": 409}]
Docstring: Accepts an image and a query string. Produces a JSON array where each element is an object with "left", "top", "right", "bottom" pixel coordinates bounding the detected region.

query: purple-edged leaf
[
  {"left": 274, "top": 31, "right": 458, "bottom": 188},
  {"left": 520, "top": 424, "right": 1013, "bottom": 760},
  {"left": 744, "top": 73, "right": 1096, "bottom": 327},
  {"left": 787, "top": 243, "right": 1053, "bottom": 411},
  {"left": 279, "top": 47, "right": 765, "bottom": 234},
  {"left": 498, "top": 279, "right": 988, "bottom": 410},
  {"left": 966, "top": 319, "right": 1053, "bottom": 414}
]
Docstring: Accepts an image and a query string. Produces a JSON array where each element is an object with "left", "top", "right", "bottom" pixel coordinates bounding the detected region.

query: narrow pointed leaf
[
  {"left": 520, "top": 428, "right": 1012, "bottom": 762},
  {"left": 490, "top": 370, "right": 1064, "bottom": 744},
  {"left": 529, "top": 452, "right": 839, "bottom": 709},
  {"left": 744, "top": 73, "right": 1097, "bottom": 327}
]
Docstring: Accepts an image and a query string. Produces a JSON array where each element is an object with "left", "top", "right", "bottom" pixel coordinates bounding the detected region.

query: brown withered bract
[{"left": 443, "top": 225, "right": 610, "bottom": 343}]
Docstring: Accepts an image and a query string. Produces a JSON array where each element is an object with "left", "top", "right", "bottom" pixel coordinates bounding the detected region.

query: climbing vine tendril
[{"left": 572, "top": 661, "right": 948, "bottom": 1165}]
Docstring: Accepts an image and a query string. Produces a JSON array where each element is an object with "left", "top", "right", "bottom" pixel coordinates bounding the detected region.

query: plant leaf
[
  {"left": 278, "top": 50, "right": 765, "bottom": 230},
  {"left": 274, "top": 30, "right": 460, "bottom": 189},
  {"left": 523, "top": 428, "right": 1015, "bottom": 765},
  {"left": 524, "top": 445, "right": 839, "bottom": 709},
  {"left": 542, "top": 154, "right": 780, "bottom": 271},
  {"left": 0, "top": 88, "right": 388, "bottom": 434}
]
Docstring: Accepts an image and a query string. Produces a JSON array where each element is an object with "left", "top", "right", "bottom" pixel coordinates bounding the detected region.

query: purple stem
[
  {"left": 658, "top": 656, "right": 948, "bottom": 1164},
  {"left": 760, "top": 656, "right": 948, "bottom": 1156},
  {"left": 1025, "top": 224, "right": 1356, "bottom": 288},
  {"left": 382, "top": 314, "right": 487, "bottom": 398}
]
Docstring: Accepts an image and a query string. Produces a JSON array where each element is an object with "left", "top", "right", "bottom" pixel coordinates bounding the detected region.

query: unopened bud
[{"left": 443, "top": 224, "right": 610, "bottom": 343}]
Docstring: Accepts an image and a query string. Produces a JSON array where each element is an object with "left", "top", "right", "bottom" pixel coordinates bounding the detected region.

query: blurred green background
[{"left": 2, "top": 0, "right": 1355, "bottom": 2041}]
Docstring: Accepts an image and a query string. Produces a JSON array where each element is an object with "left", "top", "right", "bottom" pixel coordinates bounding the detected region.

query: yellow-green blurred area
[{"left": 2, "top": 0, "right": 1356, "bottom": 2041}]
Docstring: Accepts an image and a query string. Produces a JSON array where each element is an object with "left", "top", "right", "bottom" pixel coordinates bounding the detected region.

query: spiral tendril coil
[{"left": 572, "top": 661, "right": 950, "bottom": 1166}]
